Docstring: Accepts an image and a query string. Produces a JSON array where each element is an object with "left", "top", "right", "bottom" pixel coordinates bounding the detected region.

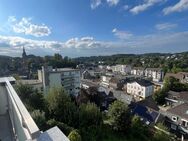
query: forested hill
[{"left": 74, "top": 52, "right": 188, "bottom": 73}]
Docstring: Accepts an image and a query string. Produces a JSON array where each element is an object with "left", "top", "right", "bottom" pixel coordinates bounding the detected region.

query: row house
[
  {"left": 131, "top": 67, "right": 164, "bottom": 82},
  {"left": 111, "top": 65, "right": 131, "bottom": 75},
  {"left": 144, "top": 68, "right": 164, "bottom": 82}
]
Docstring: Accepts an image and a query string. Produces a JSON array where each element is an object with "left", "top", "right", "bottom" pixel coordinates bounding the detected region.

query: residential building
[
  {"left": 144, "top": 68, "right": 164, "bottom": 82},
  {"left": 82, "top": 70, "right": 92, "bottom": 79},
  {"left": 166, "top": 103, "right": 188, "bottom": 135},
  {"left": 127, "top": 79, "right": 154, "bottom": 99},
  {"left": 165, "top": 91, "right": 188, "bottom": 107},
  {"left": 165, "top": 72, "right": 188, "bottom": 84},
  {"left": 100, "top": 75, "right": 112, "bottom": 87},
  {"left": 38, "top": 66, "right": 80, "bottom": 95},
  {"left": 0, "top": 77, "right": 69, "bottom": 141},
  {"left": 112, "top": 65, "right": 131, "bottom": 75},
  {"left": 131, "top": 67, "right": 145, "bottom": 76}
]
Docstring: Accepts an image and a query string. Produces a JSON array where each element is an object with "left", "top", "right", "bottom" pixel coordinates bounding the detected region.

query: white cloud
[
  {"left": 112, "top": 28, "right": 133, "bottom": 40},
  {"left": 163, "top": 0, "right": 188, "bottom": 15},
  {"left": 130, "top": 0, "right": 163, "bottom": 14},
  {"left": 8, "top": 16, "right": 51, "bottom": 37},
  {"left": 91, "top": 0, "right": 102, "bottom": 9},
  {"left": 155, "top": 23, "right": 177, "bottom": 30},
  {"left": 0, "top": 31, "right": 188, "bottom": 56},
  {"left": 106, "top": 0, "right": 120, "bottom": 6},
  {"left": 90, "top": 0, "right": 120, "bottom": 9}
]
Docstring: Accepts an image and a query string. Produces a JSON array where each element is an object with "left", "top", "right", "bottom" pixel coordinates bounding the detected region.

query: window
[
  {"left": 172, "top": 116, "right": 178, "bottom": 122},
  {"left": 182, "top": 120, "right": 188, "bottom": 127}
]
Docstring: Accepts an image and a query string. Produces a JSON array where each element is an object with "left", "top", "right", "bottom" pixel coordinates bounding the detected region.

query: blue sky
[{"left": 0, "top": 0, "right": 188, "bottom": 57}]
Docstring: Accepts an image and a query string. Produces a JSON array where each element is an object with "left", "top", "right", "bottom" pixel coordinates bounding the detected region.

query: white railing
[{"left": 2, "top": 77, "right": 40, "bottom": 140}]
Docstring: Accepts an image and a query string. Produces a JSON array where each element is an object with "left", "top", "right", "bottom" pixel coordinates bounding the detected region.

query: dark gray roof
[
  {"left": 167, "top": 103, "right": 188, "bottom": 120},
  {"left": 167, "top": 91, "right": 188, "bottom": 102},
  {"left": 137, "top": 96, "right": 159, "bottom": 111},
  {"left": 135, "top": 79, "right": 153, "bottom": 87}
]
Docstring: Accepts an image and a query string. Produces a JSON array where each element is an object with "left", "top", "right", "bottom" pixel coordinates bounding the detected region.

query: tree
[
  {"left": 153, "top": 123, "right": 171, "bottom": 141},
  {"left": 28, "top": 89, "right": 46, "bottom": 111},
  {"left": 152, "top": 88, "right": 167, "bottom": 105},
  {"left": 16, "top": 84, "right": 46, "bottom": 111},
  {"left": 108, "top": 100, "right": 131, "bottom": 133},
  {"left": 31, "top": 110, "right": 46, "bottom": 130},
  {"left": 68, "top": 130, "right": 82, "bottom": 141},
  {"left": 16, "top": 83, "right": 34, "bottom": 102},
  {"left": 46, "top": 87, "right": 78, "bottom": 127},
  {"left": 130, "top": 115, "right": 150, "bottom": 140},
  {"left": 79, "top": 103, "right": 102, "bottom": 141},
  {"left": 46, "top": 119, "right": 74, "bottom": 136},
  {"left": 79, "top": 103, "right": 102, "bottom": 127}
]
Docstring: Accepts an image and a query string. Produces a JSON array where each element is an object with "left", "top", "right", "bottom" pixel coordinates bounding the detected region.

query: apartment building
[
  {"left": 127, "top": 79, "right": 154, "bottom": 99},
  {"left": 131, "top": 67, "right": 145, "bottom": 76},
  {"left": 112, "top": 65, "right": 131, "bottom": 75},
  {"left": 144, "top": 68, "right": 164, "bottom": 82},
  {"left": 38, "top": 66, "right": 80, "bottom": 95}
]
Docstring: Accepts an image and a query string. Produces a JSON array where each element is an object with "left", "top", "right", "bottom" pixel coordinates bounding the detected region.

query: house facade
[
  {"left": 112, "top": 65, "right": 131, "bottom": 75},
  {"left": 127, "top": 80, "right": 154, "bottom": 99},
  {"left": 144, "top": 68, "right": 164, "bottom": 82},
  {"left": 166, "top": 103, "right": 188, "bottom": 135},
  {"left": 131, "top": 67, "right": 145, "bottom": 76}
]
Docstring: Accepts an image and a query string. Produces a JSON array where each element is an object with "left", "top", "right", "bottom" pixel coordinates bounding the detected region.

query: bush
[
  {"left": 46, "top": 119, "right": 74, "bottom": 136},
  {"left": 68, "top": 130, "right": 82, "bottom": 141},
  {"left": 31, "top": 110, "right": 46, "bottom": 130}
]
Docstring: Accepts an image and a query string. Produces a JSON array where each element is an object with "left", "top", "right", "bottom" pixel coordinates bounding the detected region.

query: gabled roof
[
  {"left": 137, "top": 96, "right": 159, "bottom": 111},
  {"left": 132, "top": 104, "right": 159, "bottom": 123},
  {"left": 167, "top": 91, "right": 188, "bottom": 102},
  {"left": 167, "top": 103, "right": 188, "bottom": 120}
]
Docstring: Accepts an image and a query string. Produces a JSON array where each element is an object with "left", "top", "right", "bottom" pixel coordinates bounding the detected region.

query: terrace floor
[{"left": 0, "top": 113, "right": 15, "bottom": 141}]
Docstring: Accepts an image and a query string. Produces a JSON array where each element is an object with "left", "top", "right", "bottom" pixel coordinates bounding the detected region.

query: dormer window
[{"left": 172, "top": 116, "right": 178, "bottom": 122}]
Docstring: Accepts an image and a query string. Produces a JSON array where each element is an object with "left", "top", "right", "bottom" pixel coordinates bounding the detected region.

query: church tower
[{"left": 22, "top": 47, "right": 27, "bottom": 59}]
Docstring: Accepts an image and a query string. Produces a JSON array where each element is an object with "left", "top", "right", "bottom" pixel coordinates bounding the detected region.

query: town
[
  {"left": 0, "top": 48, "right": 188, "bottom": 141},
  {"left": 0, "top": 0, "right": 188, "bottom": 141}
]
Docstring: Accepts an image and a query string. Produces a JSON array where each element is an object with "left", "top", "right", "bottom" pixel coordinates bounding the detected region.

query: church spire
[{"left": 22, "top": 46, "right": 27, "bottom": 58}]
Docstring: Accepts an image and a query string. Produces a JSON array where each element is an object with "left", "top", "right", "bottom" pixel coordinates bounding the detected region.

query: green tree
[
  {"left": 79, "top": 103, "right": 102, "bottom": 141},
  {"left": 46, "top": 87, "right": 78, "bottom": 126},
  {"left": 79, "top": 103, "right": 102, "bottom": 127},
  {"left": 16, "top": 83, "right": 34, "bottom": 102},
  {"left": 68, "top": 130, "right": 82, "bottom": 141},
  {"left": 108, "top": 100, "right": 131, "bottom": 133},
  {"left": 46, "top": 119, "right": 74, "bottom": 136},
  {"left": 31, "top": 110, "right": 46, "bottom": 130},
  {"left": 152, "top": 88, "right": 167, "bottom": 105},
  {"left": 153, "top": 123, "right": 171, "bottom": 141},
  {"left": 130, "top": 115, "right": 150, "bottom": 140}
]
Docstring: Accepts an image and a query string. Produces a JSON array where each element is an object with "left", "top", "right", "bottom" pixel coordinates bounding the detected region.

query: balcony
[{"left": 0, "top": 77, "right": 70, "bottom": 141}]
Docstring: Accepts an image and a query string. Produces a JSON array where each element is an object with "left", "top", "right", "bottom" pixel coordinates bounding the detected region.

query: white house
[
  {"left": 112, "top": 65, "right": 131, "bottom": 75},
  {"left": 144, "top": 68, "right": 164, "bottom": 82},
  {"left": 100, "top": 75, "right": 112, "bottom": 87},
  {"left": 131, "top": 67, "right": 145, "bottom": 76},
  {"left": 127, "top": 79, "right": 154, "bottom": 99}
]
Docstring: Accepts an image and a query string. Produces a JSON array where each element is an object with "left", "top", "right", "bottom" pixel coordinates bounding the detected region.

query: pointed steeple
[{"left": 22, "top": 46, "right": 27, "bottom": 58}]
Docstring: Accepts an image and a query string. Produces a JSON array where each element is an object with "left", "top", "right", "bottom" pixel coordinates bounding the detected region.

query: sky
[{"left": 0, "top": 0, "right": 188, "bottom": 57}]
